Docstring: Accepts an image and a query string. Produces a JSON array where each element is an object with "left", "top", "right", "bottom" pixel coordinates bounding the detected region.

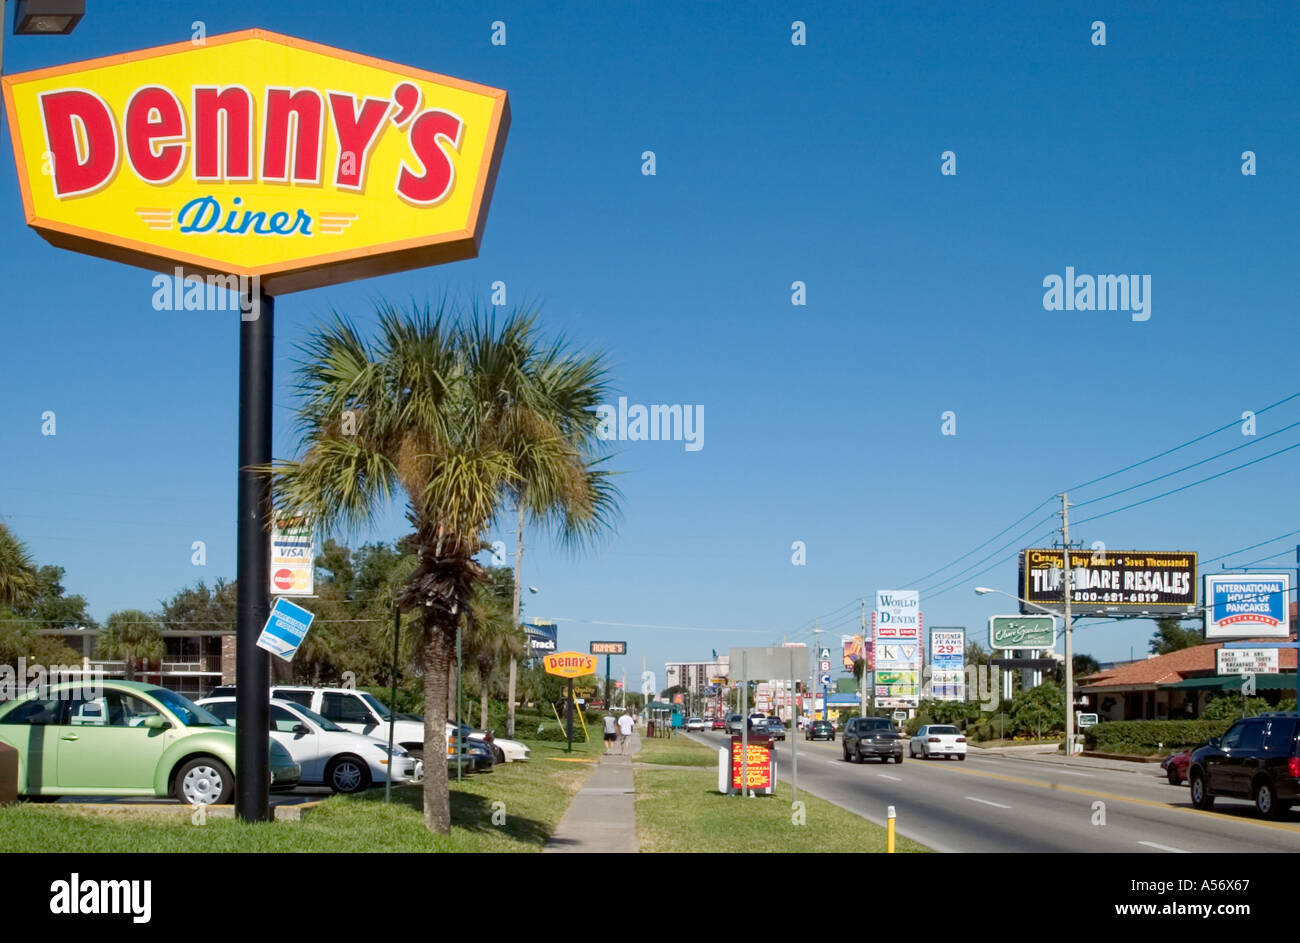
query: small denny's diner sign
[
  {"left": 543, "top": 651, "right": 598, "bottom": 679},
  {"left": 2, "top": 30, "right": 509, "bottom": 294}
]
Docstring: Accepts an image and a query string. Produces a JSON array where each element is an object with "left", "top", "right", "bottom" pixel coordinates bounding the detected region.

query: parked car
[
  {"left": 842, "top": 716, "right": 904, "bottom": 764},
  {"left": 765, "top": 719, "right": 787, "bottom": 741},
  {"left": 909, "top": 724, "right": 967, "bottom": 760},
  {"left": 1188, "top": 713, "right": 1300, "bottom": 818},
  {"left": 686, "top": 717, "right": 706, "bottom": 732},
  {"left": 711, "top": 717, "right": 727, "bottom": 730},
  {"left": 1161, "top": 746, "right": 1196, "bottom": 785},
  {"left": 0, "top": 680, "right": 299, "bottom": 804},
  {"left": 198, "top": 696, "right": 417, "bottom": 793},
  {"left": 805, "top": 720, "right": 835, "bottom": 741},
  {"left": 726, "top": 714, "right": 744, "bottom": 735}
]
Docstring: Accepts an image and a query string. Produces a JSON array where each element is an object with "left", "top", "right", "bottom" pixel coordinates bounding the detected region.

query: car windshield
[
  {"left": 145, "top": 688, "right": 225, "bottom": 727},
  {"left": 292, "top": 703, "right": 344, "bottom": 732},
  {"left": 359, "top": 691, "right": 393, "bottom": 721}
]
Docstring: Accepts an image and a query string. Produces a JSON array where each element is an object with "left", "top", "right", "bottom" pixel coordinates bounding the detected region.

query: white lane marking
[
  {"left": 878, "top": 773, "right": 902, "bottom": 782},
  {"left": 1138, "top": 840, "right": 1188, "bottom": 853},
  {"left": 964, "top": 796, "right": 1012, "bottom": 809}
]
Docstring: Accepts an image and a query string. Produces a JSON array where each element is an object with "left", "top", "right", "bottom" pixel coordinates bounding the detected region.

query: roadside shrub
[{"left": 1083, "top": 719, "right": 1231, "bottom": 754}]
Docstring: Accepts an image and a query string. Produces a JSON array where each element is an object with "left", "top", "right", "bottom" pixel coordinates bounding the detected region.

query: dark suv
[
  {"left": 1188, "top": 712, "right": 1300, "bottom": 818},
  {"left": 842, "top": 716, "right": 904, "bottom": 764}
]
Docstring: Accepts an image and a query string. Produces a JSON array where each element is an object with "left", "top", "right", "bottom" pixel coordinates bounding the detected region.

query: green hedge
[{"left": 1083, "top": 719, "right": 1231, "bottom": 754}]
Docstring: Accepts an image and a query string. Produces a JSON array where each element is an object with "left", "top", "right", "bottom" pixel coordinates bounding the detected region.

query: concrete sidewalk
[{"left": 543, "top": 731, "right": 642, "bottom": 853}]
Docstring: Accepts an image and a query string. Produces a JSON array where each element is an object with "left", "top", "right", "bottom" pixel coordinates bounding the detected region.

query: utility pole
[
  {"left": 1061, "top": 492, "right": 1074, "bottom": 762},
  {"left": 812, "top": 620, "right": 820, "bottom": 721},
  {"left": 859, "top": 598, "right": 868, "bottom": 719}
]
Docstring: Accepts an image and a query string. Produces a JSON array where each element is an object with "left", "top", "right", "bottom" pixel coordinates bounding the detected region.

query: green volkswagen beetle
[{"left": 0, "top": 680, "right": 300, "bottom": 804}]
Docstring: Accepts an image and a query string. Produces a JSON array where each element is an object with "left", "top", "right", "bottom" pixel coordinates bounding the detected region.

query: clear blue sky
[{"left": 2, "top": 1, "right": 1298, "bottom": 685}]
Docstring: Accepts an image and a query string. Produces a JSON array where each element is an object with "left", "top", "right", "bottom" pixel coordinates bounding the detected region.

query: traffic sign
[
  {"left": 818, "top": 659, "right": 831, "bottom": 672},
  {"left": 818, "top": 648, "right": 831, "bottom": 660},
  {"left": 819, "top": 674, "right": 831, "bottom": 686}
]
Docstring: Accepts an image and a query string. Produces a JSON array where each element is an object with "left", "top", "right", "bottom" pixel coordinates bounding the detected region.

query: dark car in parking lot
[
  {"left": 1188, "top": 713, "right": 1300, "bottom": 818},
  {"left": 842, "top": 716, "right": 904, "bottom": 764},
  {"left": 805, "top": 720, "right": 834, "bottom": 741}
]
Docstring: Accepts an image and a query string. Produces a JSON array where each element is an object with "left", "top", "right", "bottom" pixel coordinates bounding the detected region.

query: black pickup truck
[{"left": 842, "top": 716, "right": 904, "bottom": 764}]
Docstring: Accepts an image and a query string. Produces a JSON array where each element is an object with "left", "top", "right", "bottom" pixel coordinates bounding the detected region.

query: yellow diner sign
[
  {"left": 543, "top": 651, "right": 597, "bottom": 679},
  {"left": 2, "top": 29, "right": 509, "bottom": 294}
]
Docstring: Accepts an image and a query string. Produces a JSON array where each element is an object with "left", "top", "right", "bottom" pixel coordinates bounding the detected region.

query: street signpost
[
  {"left": 544, "top": 652, "right": 597, "bottom": 753},
  {"left": 589, "top": 640, "right": 626, "bottom": 713},
  {"left": 255, "top": 598, "right": 315, "bottom": 662}
]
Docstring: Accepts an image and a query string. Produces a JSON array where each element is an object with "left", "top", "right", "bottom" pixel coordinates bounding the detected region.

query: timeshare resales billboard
[{"left": 1019, "top": 549, "right": 1197, "bottom": 616}]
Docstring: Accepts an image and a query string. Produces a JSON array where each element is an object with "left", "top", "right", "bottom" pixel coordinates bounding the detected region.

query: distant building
[{"left": 36, "top": 626, "right": 230, "bottom": 699}]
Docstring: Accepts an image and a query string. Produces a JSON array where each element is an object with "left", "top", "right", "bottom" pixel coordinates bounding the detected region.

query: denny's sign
[
  {"left": 2, "top": 30, "right": 509, "bottom": 294},
  {"left": 543, "top": 652, "right": 598, "bottom": 679}
]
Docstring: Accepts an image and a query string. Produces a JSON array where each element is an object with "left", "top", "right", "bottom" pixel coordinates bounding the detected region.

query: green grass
[
  {"left": 634, "top": 733, "right": 720, "bottom": 767},
  {"left": 635, "top": 766, "right": 931, "bottom": 853},
  {"left": 0, "top": 735, "right": 602, "bottom": 853}
]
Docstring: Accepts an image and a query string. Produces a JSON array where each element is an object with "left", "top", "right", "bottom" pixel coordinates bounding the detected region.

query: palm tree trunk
[
  {"left": 507, "top": 500, "right": 524, "bottom": 736},
  {"left": 421, "top": 619, "right": 453, "bottom": 834}
]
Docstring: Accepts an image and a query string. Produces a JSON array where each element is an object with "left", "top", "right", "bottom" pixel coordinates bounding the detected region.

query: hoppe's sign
[
  {"left": 2, "top": 30, "right": 509, "bottom": 294},
  {"left": 1019, "top": 549, "right": 1197, "bottom": 616}
]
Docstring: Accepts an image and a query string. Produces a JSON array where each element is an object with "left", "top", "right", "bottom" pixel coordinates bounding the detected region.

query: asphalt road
[{"left": 690, "top": 730, "right": 1300, "bottom": 853}]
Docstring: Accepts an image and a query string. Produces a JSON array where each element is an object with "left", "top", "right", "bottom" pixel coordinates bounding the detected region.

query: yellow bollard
[{"left": 886, "top": 805, "right": 896, "bottom": 854}]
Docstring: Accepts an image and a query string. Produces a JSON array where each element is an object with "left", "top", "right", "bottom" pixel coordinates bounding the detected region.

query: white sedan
[
  {"left": 199, "top": 697, "right": 419, "bottom": 792},
  {"left": 909, "top": 724, "right": 968, "bottom": 760},
  {"left": 685, "top": 717, "right": 707, "bottom": 731}
]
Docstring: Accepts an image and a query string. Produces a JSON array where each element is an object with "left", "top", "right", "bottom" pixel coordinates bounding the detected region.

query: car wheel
[
  {"left": 895, "top": 753, "right": 903, "bottom": 764},
  {"left": 854, "top": 746, "right": 864, "bottom": 764},
  {"left": 1167, "top": 767, "right": 1181, "bottom": 786},
  {"left": 326, "top": 754, "right": 372, "bottom": 794},
  {"left": 1190, "top": 771, "right": 1215, "bottom": 810},
  {"left": 174, "top": 756, "right": 234, "bottom": 806},
  {"left": 958, "top": 753, "right": 966, "bottom": 761},
  {"left": 842, "top": 745, "right": 851, "bottom": 762},
  {"left": 1254, "top": 779, "right": 1282, "bottom": 819}
]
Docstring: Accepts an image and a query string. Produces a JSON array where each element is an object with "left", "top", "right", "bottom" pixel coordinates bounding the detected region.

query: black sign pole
[
  {"left": 605, "top": 653, "right": 611, "bottom": 709},
  {"left": 565, "top": 678, "right": 574, "bottom": 753},
  {"left": 236, "top": 289, "right": 273, "bottom": 822}
]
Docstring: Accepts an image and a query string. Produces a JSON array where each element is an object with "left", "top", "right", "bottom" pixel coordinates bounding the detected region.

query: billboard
[
  {"left": 928, "top": 627, "right": 965, "bottom": 701},
  {"left": 728, "top": 737, "right": 773, "bottom": 793},
  {"left": 1019, "top": 549, "right": 1197, "bottom": 615},
  {"left": 1204, "top": 575, "right": 1291, "bottom": 639},
  {"left": 841, "top": 634, "right": 871, "bottom": 671},
  {"left": 989, "top": 615, "right": 1056, "bottom": 650},
  {"left": 874, "top": 592, "right": 922, "bottom": 708},
  {"left": 875, "top": 590, "right": 920, "bottom": 638},
  {"left": 2, "top": 30, "right": 509, "bottom": 295},
  {"left": 524, "top": 620, "right": 557, "bottom": 655},
  {"left": 589, "top": 640, "right": 627, "bottom": 655}
]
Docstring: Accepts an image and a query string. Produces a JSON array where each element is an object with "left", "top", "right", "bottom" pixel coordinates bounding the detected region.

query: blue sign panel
[
  {"left": 1205, "top": 575, "right": 1290, "bottom": 639},
  {"left": 524, "top": 620, "right": 558, "bottom": 654},
  {"left": 256, "top": 597, "right": 316, "bottom": 662}
]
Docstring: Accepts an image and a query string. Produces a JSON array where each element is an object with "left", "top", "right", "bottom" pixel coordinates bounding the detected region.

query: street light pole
[{"left": 1061, "top": 493, "right": 1074, "bottom": 761}]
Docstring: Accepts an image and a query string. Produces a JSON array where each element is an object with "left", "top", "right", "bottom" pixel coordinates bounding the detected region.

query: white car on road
[
  {"left": 199, "top": 696, "right": 418, "bottom": 792},
  {"left": 685, "top": 717, "right": 706, "bottom": 731},
  {"left": 909, "top": 724, "right": 967, "bottom": 760}
]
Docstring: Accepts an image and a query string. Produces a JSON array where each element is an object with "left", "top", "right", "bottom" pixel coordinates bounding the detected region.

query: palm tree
[
  {"left": 458, "top": 307, "right": 616, "bottom": 736},
  {"left": 98, "top": 610, "right": 165, "bottom": 682},
  {"left": 0, "top": 522, "right": 40, "bottom": 608},
  {"left": 268, "top": 301, "right": 618, "bottom": 834}
]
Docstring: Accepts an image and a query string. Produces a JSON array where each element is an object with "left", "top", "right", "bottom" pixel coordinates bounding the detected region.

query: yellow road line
[{"left": 915, "top": 760, "right": 1300, "bottom": 835}]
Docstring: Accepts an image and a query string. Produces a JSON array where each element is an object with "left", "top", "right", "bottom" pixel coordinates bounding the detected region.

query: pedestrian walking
[
  {"left": 618, "top": 708, "right": 635, "bottom": 755},
  {"left": 602, "top": 712, "right": 618, "bottom": 755}
]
